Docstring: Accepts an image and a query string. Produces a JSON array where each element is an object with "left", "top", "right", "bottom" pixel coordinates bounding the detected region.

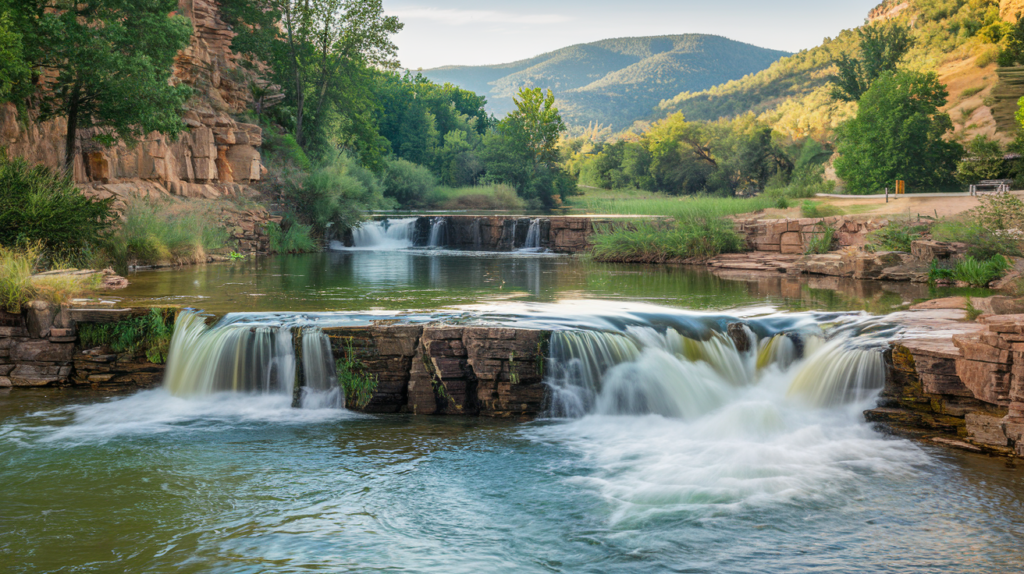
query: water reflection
[{"left": 114, "top": 251, "right": 989, "bottom": 315}]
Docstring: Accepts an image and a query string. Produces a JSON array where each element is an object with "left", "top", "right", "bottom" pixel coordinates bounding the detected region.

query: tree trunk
[{"left": 63, "top": 82, "right": 81, "bottom": 173}]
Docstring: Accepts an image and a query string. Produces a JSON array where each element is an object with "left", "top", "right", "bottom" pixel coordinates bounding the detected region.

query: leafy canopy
[
  {"left": 830, "top": 21, "right": 914, "bottom": 102},
  {"left": 13, "top": 0, "right": 194, "bottom": 168},
  {"left": 834, "top": 70, "right": 962, "bottom": 194}
]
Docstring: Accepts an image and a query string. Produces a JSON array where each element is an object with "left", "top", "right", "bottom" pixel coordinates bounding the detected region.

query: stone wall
[
  {"left": 735, "top": 217, "right": 889, "bottom": 255},
  {"left": 323, "top": 325, "right": 549, "bottom": 417}
]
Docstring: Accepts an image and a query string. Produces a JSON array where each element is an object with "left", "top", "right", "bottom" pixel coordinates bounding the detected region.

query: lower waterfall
[
  {"left": 544, "top": 324, "right": 884, "bottom": 419},
  {"left": 350, "top": 218, "right": 418, "bottom": 250},
  {"left": 163, "top": 311, "right": 342, "bottom": 408}
]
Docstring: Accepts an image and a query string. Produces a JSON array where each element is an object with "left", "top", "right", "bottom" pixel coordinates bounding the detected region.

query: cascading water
[
  {"left": 349, "top": 218, "right": 418, "bottom": 250},
  {"left": 427, "top": 217, "right": 447, "bottom": 248},
  {"left": 544, "top": 322, "right": 885, "bottom": 419},
  {"left": 520, "top": 219, "right": 542, "bottom": 251},
  {"left": 163, "top": 311, "right": 342, "bottom": 409},
  {"left": 471, "top": 218, "right": 483, "bottom": 250}
]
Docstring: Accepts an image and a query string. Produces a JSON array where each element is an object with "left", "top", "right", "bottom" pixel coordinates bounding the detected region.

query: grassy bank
[
  {"left": 570, "top": 191, "right": 782, "bottom": 261},
  {"left": 0, "top": 245, "right": 101, "bottom": 313}
]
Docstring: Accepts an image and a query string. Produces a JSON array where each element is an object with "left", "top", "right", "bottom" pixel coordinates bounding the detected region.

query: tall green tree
[
  {"left": 834, "top": 70, "right": 962, "bottom": 194},
  {"left": 0, "top": 9, "right": 30, "bottom": 103},
  {"left": 14, "top": 0, "right": 193, "bottom": 170},
  {"left": 224, "top": 0, "right": 402, "bottom": 153},
  {"left": 830, "top": 21, "right": 914, "bottom": 102},
  {"left": 502, "top": 88, "right": 566, "bottom": 175}
]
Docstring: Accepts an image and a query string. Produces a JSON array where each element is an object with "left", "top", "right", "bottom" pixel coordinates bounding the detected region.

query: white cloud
[{"left": 390, "top": 6, "right": 572, "bottom": 26}]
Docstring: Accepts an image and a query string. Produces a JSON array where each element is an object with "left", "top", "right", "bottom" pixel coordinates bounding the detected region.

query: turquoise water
[{"left": 1, "top": 389, "right": 1022, "bottom": 573}]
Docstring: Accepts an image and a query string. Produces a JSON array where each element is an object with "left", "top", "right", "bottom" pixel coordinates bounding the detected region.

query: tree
[
  {"left": 0, "top": 10, "right": 30, "bottom": 103},
  {"left": 502, "top": 88, "right": 566, "bottom": 175},
  {"left": 830, "top": 22, "right": 914, "bottom": 102},
  {"left": 834, "top": 70, "right": 962, "bottom": 194},
  {"left": 14, "top": 1, "right": 193, "bottom": 170},
  {"left": 956, "top": 136, "right": 1007, "bottom": 184},
  {"left": 224, "top": 0, "right": 402, "bottom": 151}
]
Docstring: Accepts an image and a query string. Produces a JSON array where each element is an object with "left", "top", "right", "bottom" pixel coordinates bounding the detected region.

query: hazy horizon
[{"left": 385, "top": 0, "right": 881, "bottom": 70}]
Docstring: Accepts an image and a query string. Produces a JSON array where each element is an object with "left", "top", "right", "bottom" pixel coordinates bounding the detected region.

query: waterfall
[
  {"left": 545, "top": 324, "right": 884, "bottom": 419},
  {"left": 162, "top": 311, "right": 341, "bottom": 409},
  {"left": 428, "top": 217, "right": 448, "bottom": 248},
  {"left": 520, "top": 219, "right": 542, "bottom": 251},
  {"left": 350, "top": 218, "right": 418, "bottom": 250},
  {"left": 300, "top": 328, "right": 343, "bottom": 408},
  {"left": 471, "top": 218, "right": 483, "bottom": 250}
]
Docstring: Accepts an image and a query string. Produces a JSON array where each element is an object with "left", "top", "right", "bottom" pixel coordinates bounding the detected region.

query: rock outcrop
[
  {"left": 735, "top": 216, "right": 890, "bottom": 254},
  {"left": 1002, "top": 0, "right": 1024, "bottom": 22},
  {"left": 0, "top": 0, "right": 275, "bottom": 200}
]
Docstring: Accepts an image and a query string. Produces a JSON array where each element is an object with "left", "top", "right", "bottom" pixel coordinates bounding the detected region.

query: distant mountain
[{"left": 420, "top": 35, "right": 789, "bottom": 130}]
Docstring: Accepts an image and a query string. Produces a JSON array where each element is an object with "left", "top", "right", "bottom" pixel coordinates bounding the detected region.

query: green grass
[
  {"left": 590, "top": 218, "right": 744, "bottom": 262},
  {"left": 336, "top": 339, "right": 378, "bottom": 409},
  {"left": 77, "top": 308, "right": 176, "bottom": 364},
  {"left": 105, "top": 200, "right": 230, "bottom": 273},
  {"left": 866, "top": 218, "right": 927, "bottom": 252},
  {"left": 568, "top": 190, "right": 783, "bottom": 220},
  {"left": 266, "top": 222, "right": 318, "bottom": 253},
  {"left": 800, "top": 201, "right": 843, "bottom": 218},
  {"left": 0, "top": 244, "right": 101, "bottom": 313},
  {"left": 804, "top": 222, "right": 836, "bottom": 255},
  {"left": 929, "top": 255, "right": 1011, "bottom": 287},
  {"left": 423, "top": 184, "right": 526, "bottom": 211}
]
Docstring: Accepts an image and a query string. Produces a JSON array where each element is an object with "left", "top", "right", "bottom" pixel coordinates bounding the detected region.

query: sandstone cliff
[
  {"left": 0, "top": 0, "right": 277, "bottom": 203},
  {"left": 1002, "top": 0, "right": 1024, "bottom": 22}
]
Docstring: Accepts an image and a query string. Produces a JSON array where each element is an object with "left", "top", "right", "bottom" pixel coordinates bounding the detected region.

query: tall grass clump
[
  {"left": 569, "top": 193, "right": 782, "bottom": 219},
  {"left": 266, "top": 221, "right": 318, "bottom": 253},
  {"left": 799, "top": 201, "right": 843, "bottom": 218},
  {"left": 424, "top": 183, "right": 526, "bottom": 211},
  {"left": 0, "top": 244, "right": 101, "bottom": 312},
  {"left": 929, "top": 255, "right": 1011, "bottom": 287},
  {"left": 105, "top": 200, "right": 229, "bottom": 272},
  {"left": 866, "top": 218, "right": 927, "bottom": 252},
  {"left": 0, "top": 150, "right": 113, "bottom": 261},
  {"left": 804, "top": 222, "right": 837, "bottom": 255},
  {"left": 591, "top": 218, "right": 743, "bottom": 263}
]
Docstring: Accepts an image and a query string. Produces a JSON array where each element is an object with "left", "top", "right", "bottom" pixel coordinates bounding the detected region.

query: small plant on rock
[{"left": 336, "top": 339, "right": 377, "bottom": 409}]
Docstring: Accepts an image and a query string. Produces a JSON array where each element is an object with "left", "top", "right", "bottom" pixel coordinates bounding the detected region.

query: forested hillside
[{"left": 422, "top": 35, "right": 788, "bottom": 129}]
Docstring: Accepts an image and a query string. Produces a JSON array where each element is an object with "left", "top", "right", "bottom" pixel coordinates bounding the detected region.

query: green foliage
[
  {"left": 799, "top": 201, "right": 843, "bottom": 218},
  {"left": 0, "top": 150, "right": 113, "bottom": 257},
  {"left": 382, "top": 158, "right": 437, "bottom": 207},
  {"left": 287, "top": 153, "right": 393, "bottom": 235},
  {"left": 0, "top": 10, "right": 30, "bottom": 102},
  {"left": 78, "top": 308, "right": 175, "bottom": 364},
  {"left": 965, "top": 296, "right": 984, "bottom": 321},
  {"left": 104, "top": 200, "right": 229, "bottom": 273},
  {"left": 834, "top": 70, "right": 962, "bottom": 194},
  {"left": 336, "top": 340, "right": 377, "bottom": 409},
  {"left": 265, "top": 221, "right": 318, "bottom": 254},
  {"left": 422, "top": 184, "right": 526, "bottom": 211},
  {"left": 0, "top": 243, "right": 37, "bottom": 313},
  {"left": 929, "top": 255, "right": 1011, "bottom": 287},
  {"left": 804, "top": 222, "right": 837, "bottom": 255},
  {"left": 830, "top": 21, "right": 915, "bottom": 102},
  {"left": 12, "top": 0, "right": 193, "bottom": 167},
  {"left": 590, "top": 218, "right": 744, "bottom": 262},
  {"left": 956, "top": 136, "right": 1008, "bottom": 183},
  {"left": 222, "top": 0, "right": 402, "bottom": 161},
  {"left": 866, "top": 218, "right": 926, "bottom": 252}
]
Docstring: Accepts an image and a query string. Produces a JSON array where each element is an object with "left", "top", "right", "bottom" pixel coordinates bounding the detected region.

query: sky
[{"left": 384, "top": 0, "right": 882, "bottom": 70}]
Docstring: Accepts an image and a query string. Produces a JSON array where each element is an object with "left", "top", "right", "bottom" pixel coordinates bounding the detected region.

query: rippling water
[{"left": 2, "top": 385, "right": 1022, "bottom": 573}]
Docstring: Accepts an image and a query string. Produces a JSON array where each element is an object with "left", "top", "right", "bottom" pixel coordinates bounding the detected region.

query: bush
[
  {"left": 764, "top": 164, "right": 835, "bottom": 199},
  {"left": 424, "top": 184, "right": 527, "bottom": 211},
  {"left": 800, "top": 201, "right": 843, "bottom": 218},
  {"left": 0, "top": 244, "right": 100, "bottom": 312},
  {"left": 931, "top": 193, "right": 1024, "bottom": 258},
  {"left": 104, "top": 200, "right": 230, "bottom": 272},
  {"left": 804, "top": 222, "right": 836, "bottom": 254},
  {"left": 591, "top": 217, "right": 743, "bottom": 263},
  {"left": 382, "top": 158, "right": 437, "bottom": 207},
  {"left": 929, "top": 255, "right": 1011, "bottom": 287},
  {"left": 956, "top": 136, "right": 1008, "bottom": 184},
  {"left": 866, "top": 218, "right": 926, "bottom": 252},
  {"left": 78, "top": 308, "right": 175, "bottom": 364},
  {"left": 0, "top": 150, "right": 113, "bottom": 258},
  {"left": 266, "top": 221, "right": 318, "bottom": 253},
  {"left": 288, "top": 153, "right": 393, "bottom": 235}
]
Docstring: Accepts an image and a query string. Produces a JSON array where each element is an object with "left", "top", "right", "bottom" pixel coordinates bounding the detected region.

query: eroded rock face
[
  {"left": 1002, "top": 0, "right": 1024, "bottom": 22},
  {"left": 0, "top": 0, "right": 271, "bottom": 194}
]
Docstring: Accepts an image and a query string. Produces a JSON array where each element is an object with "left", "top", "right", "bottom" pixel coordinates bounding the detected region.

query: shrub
[
  {"left": 336, "top": 340, "right": 377, "bottom": 409},
  {"left": 591, "top": 217, "right": 743, "bottom": 263},
  {"left": 800, "top": 201, "right": 843, "bottom": 218},
  {"left": 266, "top": 221, "right": 318, "bottom": 253},
  {"left": 0, "top": 244, "right": 100, "bottom": 312},
  {"left": 956, "top": 136, "right": 1008, "bottom": 184},
  {"left": 929, "top": 255, "right": 1011, "bottom": 287},
  {"left": 804, "top": 222, "right": 836, "bottom": 255},
  {"left": 104, "top": 200, "right": 230, "bottom": 272},
  {"left": 0, "top": 150, "right": 113, "bottom": 257},
  {"left": 288, "top": 153, "right": 393, "bottom": 235},
  {"left": 78, "top": 308, "right": 176, "bottom": 363},
  {"left": 866, "top": 218, "right": 926, "bottom": 252},
  {"left": 382, "top": 158, "right": 437, "bottom": 207},
  {"left": 931, "top": 193, "right": 1024, "bottom": 259}
]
